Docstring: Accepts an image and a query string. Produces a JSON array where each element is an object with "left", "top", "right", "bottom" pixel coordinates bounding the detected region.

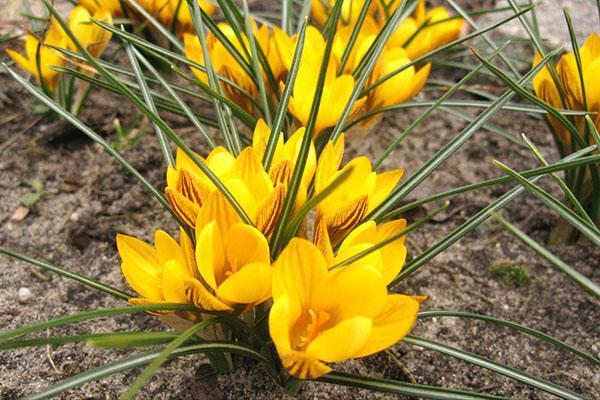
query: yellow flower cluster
[
  {"left": 78, "top": 0, "right": 215, "bottom": 35},
  {"left": 117, "top": 119, "right": 422, "bottom": 378},
  {"left": 6, "top": 6, "right": 113, "bottom": 90},
  {"left": 533, "top": 33, "right": 600, "bottom": 149},
  {"left": 181, "top": 0, "right": 463, "bottom": 134}
]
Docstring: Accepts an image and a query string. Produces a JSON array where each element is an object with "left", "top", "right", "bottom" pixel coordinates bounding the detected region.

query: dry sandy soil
[{"left": 0, "top": 1, "right": 599, "bottom": 399}]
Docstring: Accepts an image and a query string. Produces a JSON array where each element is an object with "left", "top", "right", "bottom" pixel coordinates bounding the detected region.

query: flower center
[
  {"left": 224, "top": 257, "right": 240, "bottom": 278},
  {"left": 299, "top": 309, "right": 330, "bottom": 349}
]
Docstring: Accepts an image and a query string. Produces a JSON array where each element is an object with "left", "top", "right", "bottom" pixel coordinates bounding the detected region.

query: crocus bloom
[
  {"left": 187, "top": 189, "right": 273, "bottom": 310},
  {"left": 117, "top": 228, "right": 198, "bottom": 306},
  {"left": 165, "top": 145, "right": 285, "bottom": 236},
  {"left": 183, "top": 22, "right": 282, "bottom": 110},
  {"left": 117, "top": 191, "right": 273, "bottom": 312},
  {"left": 314, "top": 134, "right": 403, "bottom": 243},
  {"left": 270, "top": 238, "right": 421, "bottom": 379},
  {"left": 387, "top": 0, "right": 464, "bottom": 59},
  {"left": 311, "top": 0, "right": 376, "bottom": 27},
  {"left": 315, "top": 219, "right": 408, "bottom": 285},
  {"left": 67, "top": 6, "right": 113, "bottom": 58},
  {"left": 275, "top": 26, "right": 364, "bottom": 137},
  {"left": 533, "top": 32, "right": 600, "bottom": 148},
  {"left": 6, "top": 21, "right": 68, "bottom": 91}
]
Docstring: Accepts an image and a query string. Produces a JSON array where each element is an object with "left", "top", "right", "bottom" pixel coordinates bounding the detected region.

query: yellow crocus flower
[
  {"left": 275, "top": 26, "right": 364, "bottom": 137},
  {"left": 187, "top": 189, "right": 273, "bottom": 310},
  {"left": 387, "top": 0, "right": 464, "bottom": 59},
  {"left": 314, "top": 134, "right": 403, "bottom": 243},
  {"left": 269, "top": 238, "right": 421, "bottom": 379},
  {"left": 533, "top": 32, "right": 600, "bottom": 147},
  {"left": 78, "top": 0, "right": 124, "bottom": 16},
  {"left": 67, "top": 6, "right": 113, "bottom": 58},
  {"left": 165, "top": 144, "right": 285, "bottom": 236},
  {"left": 116, "top": 228, "right": 198, "bottom": 306},
  {"left": 6, "top": 21, "right": 68, "bottom": 91},
  {"left": 315, "top": 219, "right": 408, "bottom": 285}
]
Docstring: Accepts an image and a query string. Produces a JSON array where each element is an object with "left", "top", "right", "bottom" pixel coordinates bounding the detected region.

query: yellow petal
[
  {"left": 116, "top": 233, "right": 159, "bottom": 270},
  {"left": 183, "top": 277, "right": 232, "bottom": 311},
  {"left": 154, "top": 230, "right": 186, "bottom": 269},
  {"left": 217, "top": 262, "right": 272, "bottom": 304},
  {"left": 121, "top": 261, "right": 163, "bottom": 301},
  {"left": 177, "top": 168, "right": 211, "bottom": 207},
  {"left": 179, "top": 227, "right": 198, "bottom": 277},
  {"left": 254, "top": 183, "right": 285, "bottom": 236},
  {"left": 162, "top": 259, "right": 191, "bottom": 303},
  {"left": 313, "top": 218, "right": 334, "bottom": 266},
  {"left": 369, "top": 168, "right": 404, "bottom": 213},
  {"left": 305, "top": 316, "right": 372, "bottom": 362},
  {"left": 195, "top": 220, "right": 225, "bottom": 291},
  {"left": 272, "top": 238, "right": 328, "bottom": 304},
  {"left": 354, "top": 294, "right": 420, "bottom": 357},
  {"left": 195, "top": 188, "right": 243, "bottom": 237},
  {"left": 225, "top": 224, "right": 270, "bottom": 267},
  {"left": 375, "top": 219, "right": 408, "bottom": 284},
  {"left": 315, "top": 134, "right": 345, "bottom": 193},
  {"left": 165, "top": 187, "right": 200, "bottom": 227},
  {"left": 312, "top": 264, "right": 387, "bottom": 321}
]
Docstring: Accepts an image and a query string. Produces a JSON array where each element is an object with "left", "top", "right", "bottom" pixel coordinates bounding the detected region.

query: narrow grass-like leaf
[
  {"left": 389, "top": 146, "right": 598, "bottom": 285},
  {"left": 263, "top": 20, "right": 307, "bottom": 170},
  {"left": 494, "top": 214, "right": 600, "bottom": 297},
  {"left": 0, "top": 247, "right": 131, "bottom": 300},
  {"left": 125, "top": 39, "right": 174, "bottom": 166},
  {"left": 494, "top": 161, "right": 600, "bottom": 245},
  {"left": 337, "top": 0, "right": 373, "bottom": 75},
  {"left": 367, "top": 47, "right": 563, "bottom": 221},
  {"left": 131, "top": 47, "right": 216, "bottom": 148},
  {"left": 404, "top": 335, "right": 583, "bottom": 400},
  {"left": 374, "top": 43, "right": 510, "bottom": 168},
  {"left": 0, "top": 331, "right": 180, "bottom": 350},
  {"left": 22, "top": 342, "right": 280, "bottom": 400},
  {"left": 120, "top": 319, "right": 221, "bottom": 399},
  {"left": 319, "top": 371, "right": 508, "bottom": 400},
  {"left": 242, "top": 0, "right": 272, "bottom": 124},
  {"left": 0, "top": 304, "right": 202, "bottom": 343},
  {"left": 4, "top": 65, "right": 181, "bottom": 223},
  {"left": 188, "top": 0, "right": 241, "bottom": 154},
  {"left": 384, "top": 153, "right": 600, "bottom": 219},
  {"left": 521, "top": 134, "right": 594, "bottom": 225},
  {"left": 447, "top": 0, "right": 521, "bottom": 77},
  {"left": 418, "top": 310, "right": 599, "bottom": 365}
]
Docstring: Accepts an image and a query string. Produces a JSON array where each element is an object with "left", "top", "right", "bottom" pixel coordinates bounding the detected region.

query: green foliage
[
  {"left": 491, "top": 263, "right": 532, "bottom": 288},
  {"left": 21, "top": 178, "right": 44, "bottom": 207}
]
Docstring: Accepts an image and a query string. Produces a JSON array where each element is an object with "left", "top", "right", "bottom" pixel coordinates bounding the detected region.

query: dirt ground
[{"left": 1, "top": 1, "right": 599, "bottom": 399}]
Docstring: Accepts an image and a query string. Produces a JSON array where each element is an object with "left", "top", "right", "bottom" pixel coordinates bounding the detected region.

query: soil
[{"left": 0, "top": 1, "right": 599, "bottom": 399}]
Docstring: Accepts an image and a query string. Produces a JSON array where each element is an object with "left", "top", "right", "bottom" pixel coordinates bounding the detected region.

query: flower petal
[
  {"left": 195, "top": 220, "right": 225, "bottom": 291},
  {"left": 183, "top": 277, "right": 232, "bottom": 311},
  {"left": 216, "top": 262, "right": 272, "bottom": 304},
  {"left": 353, "top": 294, "right": 420, "bottom": 358},
  {"left": 305, "top": 316, "right": 372, "bottom": 362}
]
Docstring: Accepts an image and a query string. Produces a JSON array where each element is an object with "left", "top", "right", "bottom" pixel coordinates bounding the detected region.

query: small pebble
[{"left": 17, "top": 287, "right": 33, "bottom": 303}]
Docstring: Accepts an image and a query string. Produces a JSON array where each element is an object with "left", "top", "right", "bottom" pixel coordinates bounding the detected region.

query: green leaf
[
  {"left": 319, "top": 371, "right": 508, "bottom": 400},
  {"left": 124, "top": 38, "right": 175, "bottom": 167},
  {"left": 21, "top": 192, "right": 41, "bottom": 206},
  {"left": 494, "top": 161, "right": 600, "bottom": 246},
  {"left": 418, "top": 310, "right": 599, "bottom": 365},
  {"left": 30, "top": 178, "right": 44, "bottom": 192},
  {"left": 404, "top": 335, "right": 583, "bottom": 400},
  {"left": 120, "top": 319, "right": 222, "bottom": 399},
  {"left": 0, "top": 247, "right": 131, "bottom": 300},
  {"left": 493, "top": 213, "right": 600, "bottom": 298},
  {"left": 389, "top": 145, "right": 599, "bottom": 285},
  {"left": 22, "top": 342, "right": 280, "bottom": 400}
]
